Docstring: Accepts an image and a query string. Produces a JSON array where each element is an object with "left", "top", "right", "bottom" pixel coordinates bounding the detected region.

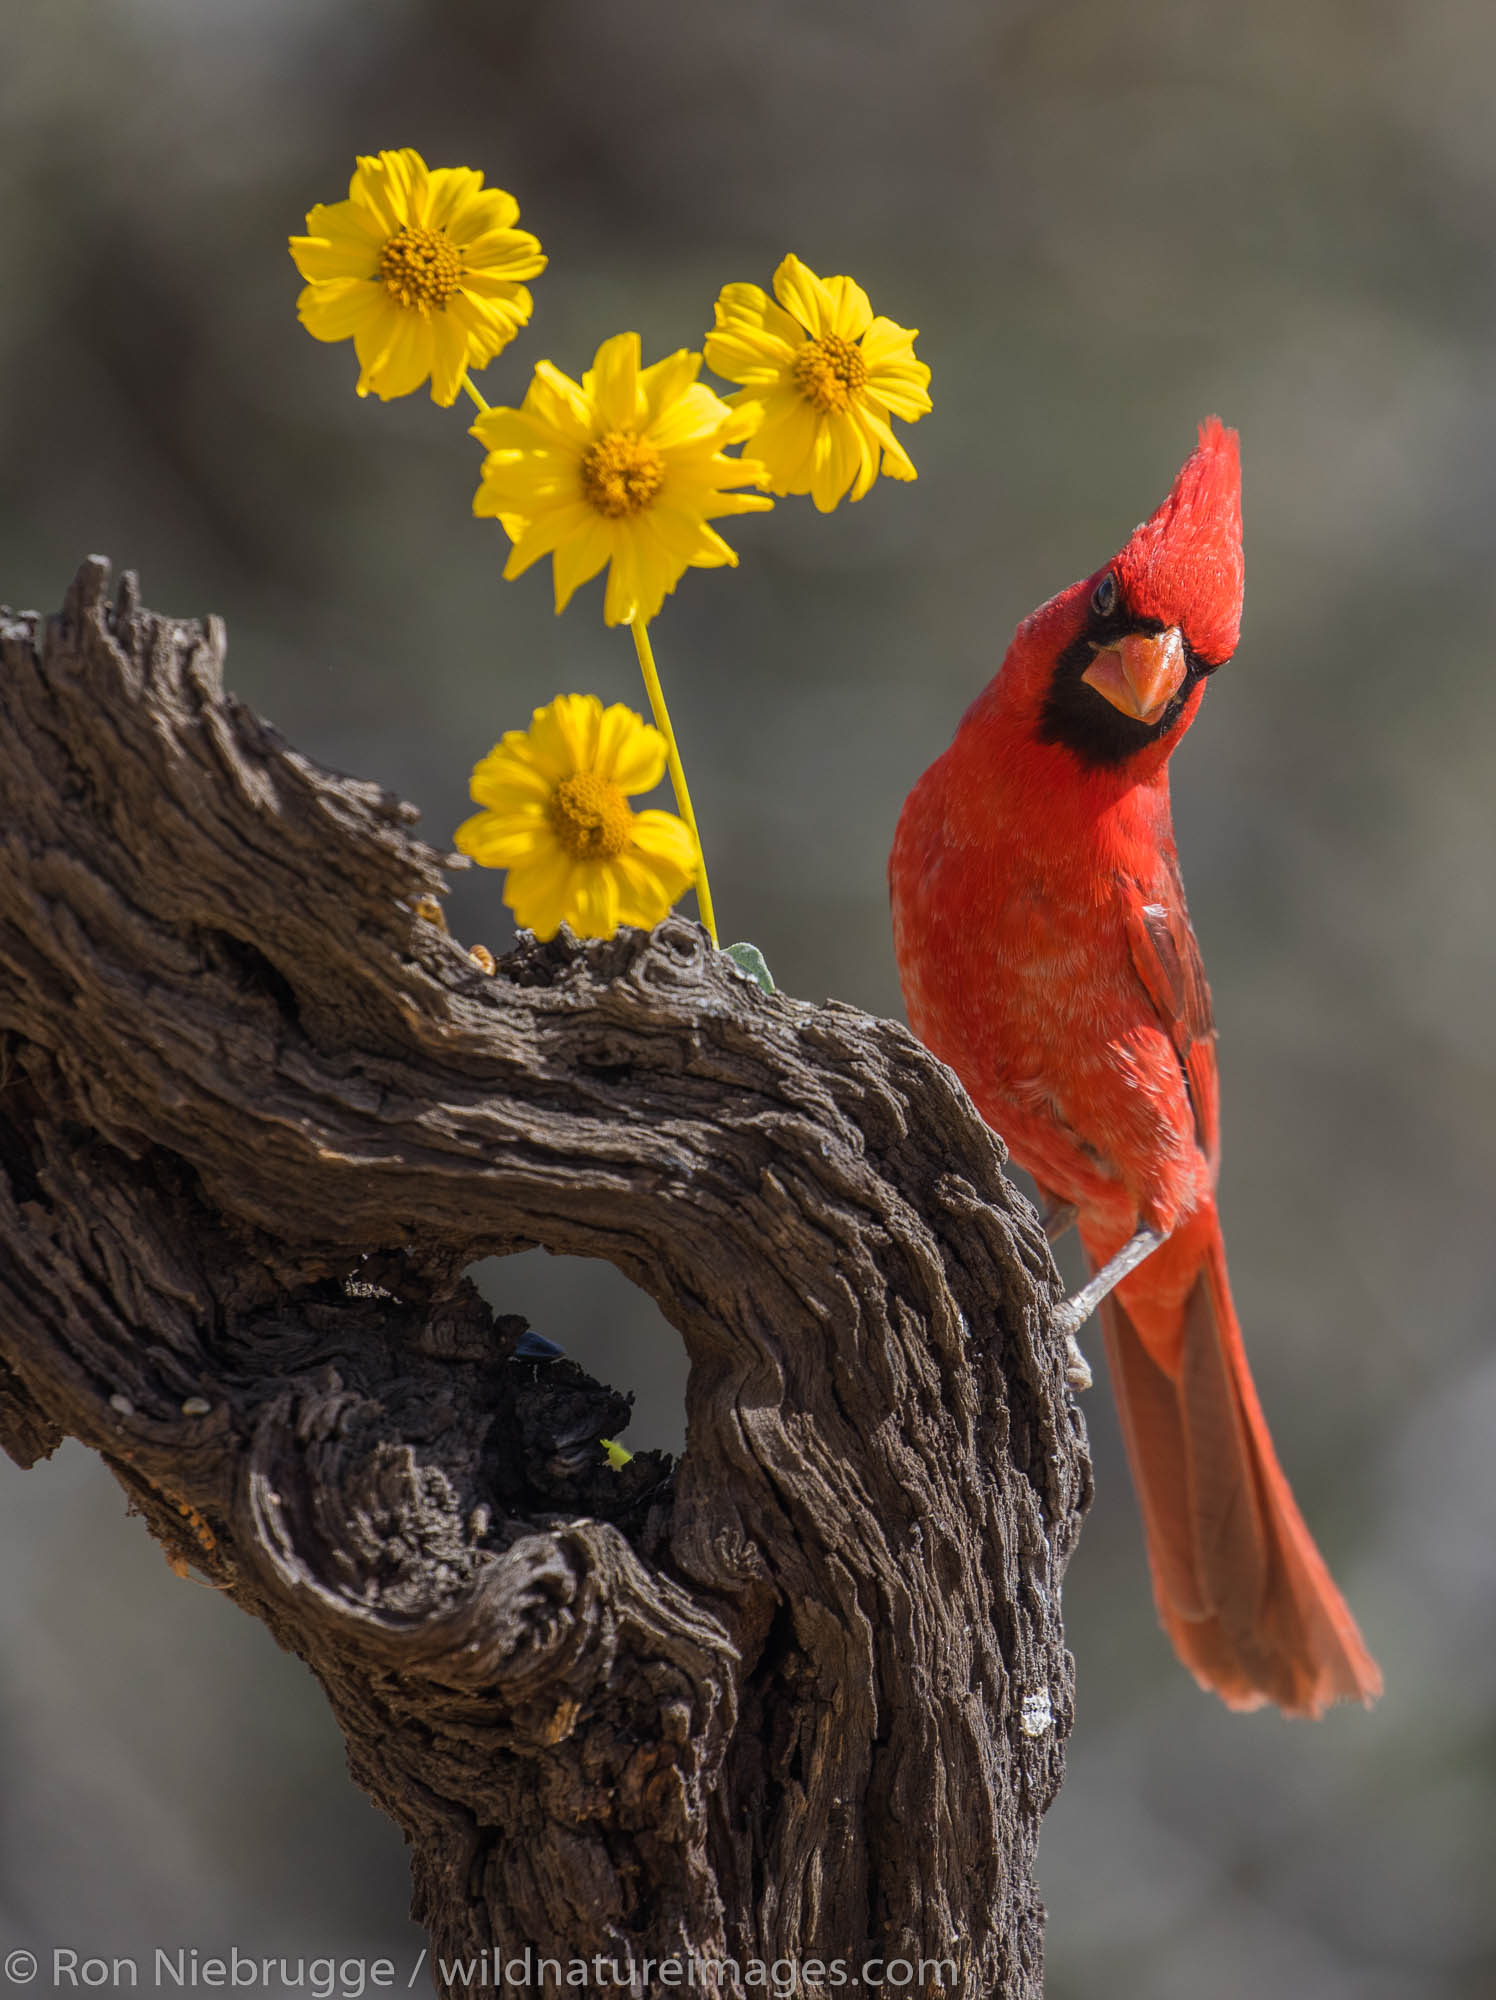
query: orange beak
[{"left": 1081, "top": 627, "right": 1187, "bottom": 725}]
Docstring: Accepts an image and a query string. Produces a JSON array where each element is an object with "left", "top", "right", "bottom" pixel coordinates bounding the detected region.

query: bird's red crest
[{"left": 1114, "top": 418, "right": 1243, "bottom": 667}]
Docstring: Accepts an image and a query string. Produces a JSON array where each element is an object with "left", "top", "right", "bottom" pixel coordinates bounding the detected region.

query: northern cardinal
[{"left": 889, "top": 420, "right": 1381, "bottom": 1716}]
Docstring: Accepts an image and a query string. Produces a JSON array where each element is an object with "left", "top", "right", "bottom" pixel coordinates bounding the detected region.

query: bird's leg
[
  {"left": 1034, "top": 1185, "right": 1090, "bottom": 1385},
  {"left": 1053, "top": 1226, "right": 1165, "bottom": 1352}
]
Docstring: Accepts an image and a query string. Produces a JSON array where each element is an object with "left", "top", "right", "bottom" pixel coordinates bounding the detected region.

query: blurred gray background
[{"left": 3, "top": 0, "right": 1494, "bottom": 1994}]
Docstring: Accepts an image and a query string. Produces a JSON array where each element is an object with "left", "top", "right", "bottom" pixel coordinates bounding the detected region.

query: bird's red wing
[{"left": 1122, "top": 864, "right": 1220, "bottom": 1180}]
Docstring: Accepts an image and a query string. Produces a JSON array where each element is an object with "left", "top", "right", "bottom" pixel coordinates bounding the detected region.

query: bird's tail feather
[{"left": 1098, "top": 1208, "right": 1382, "bottom": 1717}]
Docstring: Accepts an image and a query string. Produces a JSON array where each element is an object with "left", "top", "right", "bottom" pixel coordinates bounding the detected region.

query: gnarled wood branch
[{"left": 0, "top": 560, "right": 1090, "bottom": 1998}]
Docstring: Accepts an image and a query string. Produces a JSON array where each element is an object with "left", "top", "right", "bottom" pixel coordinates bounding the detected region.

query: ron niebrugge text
[
  {"left": 16, "top": 1948, "right": 961, "bottom": 1996},
  {"left": 23, "top": 1954, "right": 409, "bottom": 1999}
]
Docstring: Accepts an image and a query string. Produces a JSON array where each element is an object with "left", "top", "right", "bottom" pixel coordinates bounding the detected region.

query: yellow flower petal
[
  {"left": 629, "top": 810, "right": 698, "bottom": 876},
  {"left": 350, "top": 299, "right": 405, "bottom": 386},
  {"left": 297, "top": 279, "right": 384, "bottom": 343},
  {"left": 857, "top": 403, "right": 920, "bottom": 483},
  {"left": 704, "top": 285, "right": 806, "bottom": 382},
  {"left": 599, "top": 533, "right": 645, "bottom": 627},
  {"left": 639, "top": 349, "right": 703, "bottom": 428},
  {"left": 865, "top": 375, "right": 933, "bottom": 424},
  {"left": 468, "top": 747, "right": 553, "bottom": 811},
  {"left": 771, "top": 254, "right": 832, "bottom": 338},
  {"left": 289, "top": 209, "right": 382, "bottom": 281},
  {"left": 860, "top": 314, "right": 926, "bottom": 371},
  {"left": 307, "top": 196, "right": 387, "bottom": 246},
  {"left": 612, "top": 851, "right": 686, "bottom": 930},
  {"left": 453, "top": 809, "right": 550, "bottom": 868},
  {"left": 428, "top": 312, "right": 475, "bottom": 408},
  {"left": 461, "top": 243, "right": 546, "bottom": 286},
  {"left": 450, "top": 290, "right": 528, "bottom": 363},
  {"left": 646, "top": 380, "right": 737, "bottom": 453},
  {"left": 481, "top": 465, "right": 577, "bottom": 529},
  {"left": 504, "top": 846, "right": 576, "bottom": 939},
  {"left": 648, "top": 506, "right": 739, "bottom": 569},
  {"left": 501, "top": 502, "right": 598, "bottom": 583},
  {"left": 424, "top": 166, "right": 486, "bottom": 232},
  {"left": 362, "top": 308, "right": 435, "bottom": 401},
  {"left": 809, "top": 421, "right": 853, "bottom": 512},
  {"left": 821, "top": 274, "right": 874, "bottom": 341},
  {"left": 570, "top": 868, "right": 622, "bottom": 940},
  {"left": 551, "top": 519, "right": 615, "bottom": 614},
  {"left": 445, "top": 186, "right": 522, "bottom": 243},
  {"left": 847, "top": 415, "right": 883, "bottom": 502},
  {"left": 349, "top": 148, "right": 423, "bottom": 234},
  {"left": 471, "top": 404, "right": 559, "bottom": 453},
  {"left": 703, "top": 330, "right": 785, "bottom": 386},
  {"left": 862, "top": 326, "right": 933, "bottom": 420},
  {"left": 750, "top": 394, "right": 822, "bottom": 495},
  {"left": 528, "top": 362, "right": 595, "bottom": 439},
  {"left": 595, "top": 708, "right": 668, "bottom": 793},
  {"left": 530, "top": 693, "right": 600, "bottom": 777},
  {"left": 587, "top": 332, "right": 643, "bottom": 432},
  {"left": 697, "top": 486, "right": 775, "bottom": 519}
]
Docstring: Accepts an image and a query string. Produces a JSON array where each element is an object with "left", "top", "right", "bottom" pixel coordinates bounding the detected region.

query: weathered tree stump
[{"left": 0, "top": 560, "right": 1090, "bottom": 1998}]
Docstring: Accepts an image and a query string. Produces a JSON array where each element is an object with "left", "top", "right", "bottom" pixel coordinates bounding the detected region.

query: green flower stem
[
  {"left": 629, "top": 620, "right": 719, "bottom": 946},
  {"left": 460, "top": 373, "right": 490, "bottom": 412}
]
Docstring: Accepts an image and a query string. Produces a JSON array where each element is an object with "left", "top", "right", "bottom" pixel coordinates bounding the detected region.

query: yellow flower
[
  {"left": 289, "top": 148, "right": 545, "bottom": 406},
  {"left": 454, "top": 695, "right": 698, "bottom": 941},
  {"left": 470, "top": 332, "right": 774, "bottom": 627},
  {"left": 704, "top": 254, "right": 932, "bottom": 512}
]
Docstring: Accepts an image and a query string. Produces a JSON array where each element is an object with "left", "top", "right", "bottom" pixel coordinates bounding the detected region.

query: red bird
[{"left": 889, "top": 420, "right": 1381, "bottom": 1716}]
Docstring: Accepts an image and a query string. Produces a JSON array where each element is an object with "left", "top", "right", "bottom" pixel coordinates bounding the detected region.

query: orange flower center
[
  {"left": 548, "top": 772, "right": 633, "bottom": 860},
  {"left": 378, "top": 225, "right": 463, "bottom": 312},
  {"left": 791, "top": 332, "right": 868, "bottom": 414},
  {"left": 580, "top": 431, "right": 666, "bottom": 519}
]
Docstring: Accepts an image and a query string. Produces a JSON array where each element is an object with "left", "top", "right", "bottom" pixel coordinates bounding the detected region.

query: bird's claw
[
  {"left": 1063, "top": 1334, "right": 1093, "bottom": 1393},
  {"left": 1052, "top": 1292, "right": 1091, "bottom": 1341}
]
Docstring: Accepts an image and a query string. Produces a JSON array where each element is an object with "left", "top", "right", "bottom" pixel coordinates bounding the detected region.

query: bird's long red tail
[{"left": 1096, "top": 1206, "right": 1382, "bottom": 1716}]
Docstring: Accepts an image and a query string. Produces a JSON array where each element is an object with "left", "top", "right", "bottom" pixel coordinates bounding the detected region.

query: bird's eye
[{"left": 1091, "top": 573, "right": 1118, "bottom": 618}]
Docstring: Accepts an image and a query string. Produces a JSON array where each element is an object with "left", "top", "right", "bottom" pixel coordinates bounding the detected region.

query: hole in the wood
[
  {"left": 0, "top": 1080, "right": 47, "bottom": 1210},
  {"left": 470, "top": 1251, "right": 688, "bottom": 1458},
  {"left": 201, "top": 930, "right": 301, "bottom": 1030}
]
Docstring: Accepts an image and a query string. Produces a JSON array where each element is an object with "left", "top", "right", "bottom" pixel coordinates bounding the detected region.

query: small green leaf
[
  {"left": 601, "top": 1437, "right": 633, "bottom": 1471},
  {"left": 723, "top": 941, "right": 776, "bottom": 993}
]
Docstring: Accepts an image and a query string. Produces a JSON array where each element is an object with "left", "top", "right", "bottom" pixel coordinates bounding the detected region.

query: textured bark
[{"left": 0, "top": 560, "right": 1091, "bottom": 1998}]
